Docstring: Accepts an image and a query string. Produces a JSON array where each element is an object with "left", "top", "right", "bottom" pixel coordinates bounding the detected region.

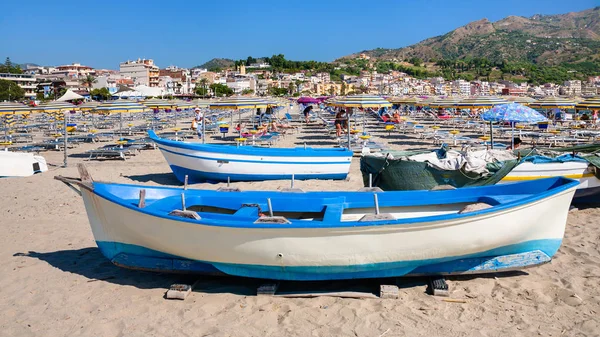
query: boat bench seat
[{"left": 479, "top": 194, "right": 534, "bottom": 206}]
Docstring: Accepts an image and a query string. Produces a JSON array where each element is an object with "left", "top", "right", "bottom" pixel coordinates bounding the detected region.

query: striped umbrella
[
  {"left": 389, "top": 96, "right": 422, "bottom": 105},
  {"left": 328, "top": 95, "right": 391, "bottom": 148},
  {"left": 529, "top": 97, "right": 575, "bottom": 109},
  {"left": 210, "top": 97, "right": 270, "bottom": 138},
  {"left": 456, "top": 96, "right": 509, "bottom": 109},
  {"left": 328, "top": 94, "right": 392, "bottom": 108},
  {"left": 505, "top": 96, "right": 537, "bottom": 106},
  {"left": 78, "top": 101, "right": 101, "bottom": 112},
  {"left": 209, "top": 97, "right": 269, "bottom": 110},
  {"left": 0, "top": 103, "right": 32, "bottom": 143},
  {"left": 429, "top": 97, "right": 461, "bottom": 109},
  {"left": 37, "top": 101, "right": 80, "bottom": 167},
  {"left": 575, "top": 96, "right": 600, "bottom": 111},
  {"left": 94, "top": 100, "right": 149, "bottom": 132},
  {"left": 140, "top": 99, "right": 174, "bottom": 110}
]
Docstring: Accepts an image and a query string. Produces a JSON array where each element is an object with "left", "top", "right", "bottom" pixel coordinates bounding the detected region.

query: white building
[
  {"left": 51, "top": 63, "right": 95, "bottom": 79},
  {"left": 0, "top": 72, "right": 37, "bottom": 99},
  {"left": 119, "top": 59, "right": 160, "bottom": 87}
]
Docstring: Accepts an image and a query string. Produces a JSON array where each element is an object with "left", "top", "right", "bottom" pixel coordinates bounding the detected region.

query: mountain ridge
[{"left": 340, "top": 7, "right": 600, "bottom": 65}]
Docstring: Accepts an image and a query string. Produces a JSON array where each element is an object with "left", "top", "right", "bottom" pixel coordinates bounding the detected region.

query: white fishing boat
[
  {"left": 148, "top": 131, "right": 353, "bottom": 183},
  {"left": 501, "top": 159, "right": 600, "bottom": 201},
  {"left": 55, "top": 165, "right": 578, "bottom": 281},
  {"left": 0, "top": 151, "right": 48, "bottom": 178}
]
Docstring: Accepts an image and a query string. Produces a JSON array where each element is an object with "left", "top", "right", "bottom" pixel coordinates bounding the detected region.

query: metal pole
[
  {"left": 347, "top": 108, "right": 351, "bottom": 149},
  {"left": 202, "top": 109, "right": 206, "bottom": 144},
  {"left": 63, "top": 111, "right": 68, "bottom": 167},
  {"left": 489, "top": 121, "right": 494, "bottom": 150}
]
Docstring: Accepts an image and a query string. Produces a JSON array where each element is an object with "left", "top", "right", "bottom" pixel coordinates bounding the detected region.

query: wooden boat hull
[
  {"left": 0, "top": 151, "right": 48, "bottom": 178},
  {"left": 501, "top": 161, "right": 600, "bottom": 202},
  {"left": 149, "top": 131, "right": 352, "bottom": 183},
  {"left": 71, "top": 176, "right": 578, "bottom": 280}
]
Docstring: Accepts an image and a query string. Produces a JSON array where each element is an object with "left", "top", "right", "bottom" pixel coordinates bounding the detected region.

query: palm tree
[{"left": 81, "top": 75, "right": 96, "bottom": 90}]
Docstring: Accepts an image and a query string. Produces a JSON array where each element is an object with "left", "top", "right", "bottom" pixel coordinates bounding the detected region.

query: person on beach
[
  {"left": 507, "top": 137, "right": 522, "bottom": 150},
  {"left": 335, "top": 109, "right": 347, "bottom": 137},
  {"left": 303, "top": 105, "right": 313, "bottom": 123},
  {"left": 194, "top": 108, "right": 203, "bottom": 139},
  {"left": 392, "top": 111, "right": 401, "bottom": 124}
]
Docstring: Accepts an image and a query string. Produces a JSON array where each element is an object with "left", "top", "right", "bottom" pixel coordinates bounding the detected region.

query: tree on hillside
[
  {"left": 245, "top": 56, "right": 256, "bottom": 66},
  {"left": 0, "top": 57, "right": 22, "bottom": 74},
  {"left": 0, "top": 79, "right": 25, "bottom": 101}
]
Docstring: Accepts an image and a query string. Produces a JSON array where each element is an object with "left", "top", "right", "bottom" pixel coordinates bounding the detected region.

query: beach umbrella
[
  {"left": 389, "top": 96, "right": 422, "bottom": 105},
  {"left": 529, "top": 97, "right": 576, "bottom": 110},
  {"left": 482, "top": 102, "right": 548, "bottom": 149},
  {"left": 429, "top": 97, "right": 461, "bottom": 109},
  {"left": 78, "top": 101, "right": 100, "bottom": 112},
  {"left": 328, "top": 95, "right": 392, "bottom": 148},
  {"left": 455, "top": 96, "right": 509, "bottom": 148},
  {"left": 297, "top": 96, "right": 320, "bottom": 104},
  {"left": 0, "top": 103, "right": 35, "bottom": 142},
  {"left": 505, "top": 96, "right": 537, "bottom": 106},
  {"left": 209, "top": 97, "right": 269, "bottom": 140},
  {"left": 94, "top": 101, "right": 149, "bottom": 133},
  {"left": 575, "top": 96, "right": 600, "bottom": 111},
  {"left": 37, "top": 101, "right": 80, "bottom": 167},
  {"left": 456, "top": 96, "right": 509, "bottom": 110}
]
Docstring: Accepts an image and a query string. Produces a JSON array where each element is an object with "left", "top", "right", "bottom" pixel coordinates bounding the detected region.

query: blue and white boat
[
  {"left": 148, "top": 131, "right": 353, "bottom": 183},
  {"left": 56, "top": 166, "right": 578, "bottom": 281}
]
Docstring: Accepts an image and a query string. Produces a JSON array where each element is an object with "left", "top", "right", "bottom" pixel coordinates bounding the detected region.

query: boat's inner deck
[{"left": 133, "top": 193, "right": 534, "bottom": 223}]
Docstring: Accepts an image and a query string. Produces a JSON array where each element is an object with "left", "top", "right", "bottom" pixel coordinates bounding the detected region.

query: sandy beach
[{"left": 1, "top": 117, "right": 599, "bottom": 337}]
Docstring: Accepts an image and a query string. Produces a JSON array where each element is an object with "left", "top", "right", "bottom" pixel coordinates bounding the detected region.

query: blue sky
[{"left": 1, "top": 0, "right": 596, "bottom": 69}]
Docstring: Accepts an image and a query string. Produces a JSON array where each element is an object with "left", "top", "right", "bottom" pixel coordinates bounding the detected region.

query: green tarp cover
[{"left": 360, "top": 153, "right": 519, "bottom": 191}]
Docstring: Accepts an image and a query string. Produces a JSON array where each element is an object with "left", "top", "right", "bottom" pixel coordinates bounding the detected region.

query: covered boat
[
  {"left": 361, "top": 147, "right": 600, "bottom": 203},
  {"left": 148, "top": 131, "right": 352, "bottom": 183},
  {"left": 0, "top": 151, "right": 48, "bottom": 178},
  {"left": 55, "top": 165, "right": 578, "bottom": 281}
]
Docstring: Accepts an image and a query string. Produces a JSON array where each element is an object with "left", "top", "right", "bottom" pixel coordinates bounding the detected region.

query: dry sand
[{"left": 1, "top": 117, "right": 599, "bottom": 337}]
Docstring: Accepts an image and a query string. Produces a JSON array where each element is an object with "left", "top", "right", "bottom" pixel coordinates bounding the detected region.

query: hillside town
[{"left": 1, "top": 56, "right": 599, "bottom": 101}]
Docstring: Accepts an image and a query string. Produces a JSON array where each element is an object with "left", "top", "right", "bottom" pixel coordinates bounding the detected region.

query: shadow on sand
[
  {"left": 15, "top": 248, "right": 529, "bottom": 296},
  {"left": 125, "top": 173, "right": 181, "bottom": 185}
]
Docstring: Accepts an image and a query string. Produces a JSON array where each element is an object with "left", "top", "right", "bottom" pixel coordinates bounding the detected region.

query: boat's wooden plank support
[
  {"left": 169, "top": 210, "right": 201, "bottom": 220},
  {"left": 379, "top": 284, "right": 399, "bottom": 299},
  {"left": 357, "top": 173, "right": 384, "bottom": 192},
  {"left": 257, "top": 282, "right": 279, "bottom": 296},
  {"left": 54, "top": 163, "right": 96, "bottom": 194},
  {"left": 217, "top": 177, "right": 241, "bottom": 192},
  {"left": 138, "top": 189, "right": 146, "bottom": 208},
  {"left": 78, "top": 163, "right": 93, "bottom": 184},
  {"left": 281, "top": 174, "right": 304, "bottom": 192},
  {"left": 359, "top": 194, "right": 395, "bottom": 221},
  {"left": 428, "top": 277, "right": 449, "bottom": 297},
  {"left": 183, "top": 175, "right": 188, "bottom": 190},
  {"left": 165, "top": 280, "right": 200, "bottom": 300}
]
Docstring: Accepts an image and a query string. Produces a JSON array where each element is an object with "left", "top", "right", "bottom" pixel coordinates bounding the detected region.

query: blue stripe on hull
[
  {"left": 170, "top": 164, "right": 349, "bottom": 183},
  {"left": 96, "top": 239, "right": 562, "bottom": 280},
  {"left": 159, "top": 146, "right": 351, "bottom": 165}
]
